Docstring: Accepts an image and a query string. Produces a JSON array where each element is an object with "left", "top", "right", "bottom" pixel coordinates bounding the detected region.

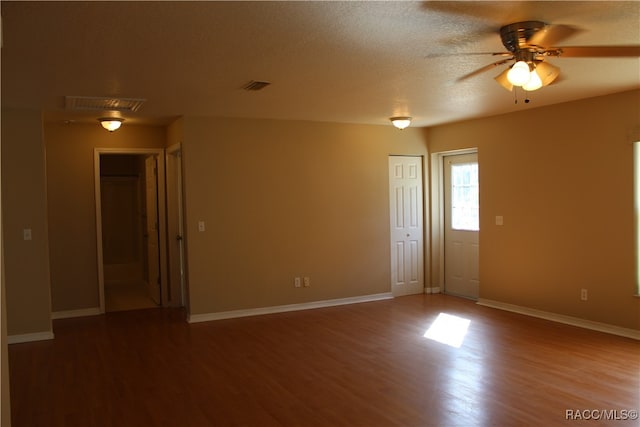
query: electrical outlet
[
  {"left": 294, "top": 277, "right": 301, "bottom": 288},
  {"left": 580, "top": 289, "right": 588, "bottom": 301},
  {"left": 303, "top": 277, "right": 310, "bottom": 287},
  {"left": 23, "top": 228, "right": 32, "bottom": 241}
]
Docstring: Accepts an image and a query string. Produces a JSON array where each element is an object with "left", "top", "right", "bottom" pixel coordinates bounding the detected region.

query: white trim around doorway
[{"left": 429, "top": 148, "right": 478, "bottom": 295}]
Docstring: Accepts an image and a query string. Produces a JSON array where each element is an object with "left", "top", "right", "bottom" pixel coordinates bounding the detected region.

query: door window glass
[{"left": 451, "top": 163, "right": 479, "bottom": 231}]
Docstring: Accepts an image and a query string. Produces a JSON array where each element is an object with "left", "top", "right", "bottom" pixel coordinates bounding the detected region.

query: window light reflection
[{"left": 423, "top": 313, "right": 471, "bottom": 348}]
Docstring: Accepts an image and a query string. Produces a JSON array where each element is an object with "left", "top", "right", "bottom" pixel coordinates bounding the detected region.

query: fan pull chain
[{"left": 513, "top": 88, "right": 533, "bottom": 105}]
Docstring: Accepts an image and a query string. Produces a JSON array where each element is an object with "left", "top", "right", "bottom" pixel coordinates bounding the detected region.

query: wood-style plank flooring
[
  {"left": 8, "top": 294, "right": 640, "bottom": 426},
  {"left": 104, "top": 280, "right": 158, "bottom": 312}
]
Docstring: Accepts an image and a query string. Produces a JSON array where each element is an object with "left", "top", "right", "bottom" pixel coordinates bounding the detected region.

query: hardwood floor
[
  {"left": 104, "top": 280, "right": 158, "bottom": 312},
  {"left": 8, "top": 294, "right": 640, "bottom": 426}
]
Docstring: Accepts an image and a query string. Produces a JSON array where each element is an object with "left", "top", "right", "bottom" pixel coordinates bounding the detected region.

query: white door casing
[
  {"left": 444, "top": 153, "right": 479, "bottom": 299},
  {"left": 389, "top": 156, "right": 424, "bottom": 296}
]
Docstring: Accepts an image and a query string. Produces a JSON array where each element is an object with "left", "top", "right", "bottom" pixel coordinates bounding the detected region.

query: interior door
[
  {"left": 144, "top": 155, "right": 161, "bottom": 305},
  {"left": 166, "top": 146, "right": 186, "bottom": 307},
  {"left": 389, "top": 156, "right": 424, "bottom": 296},
  {"left": 444, "top": 153, "right": 479, "bottom": 299}
]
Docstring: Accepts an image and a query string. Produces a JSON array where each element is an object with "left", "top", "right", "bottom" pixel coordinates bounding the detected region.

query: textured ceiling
[{"left": 1, "top": 1, "right": 639, "bottom": 127}]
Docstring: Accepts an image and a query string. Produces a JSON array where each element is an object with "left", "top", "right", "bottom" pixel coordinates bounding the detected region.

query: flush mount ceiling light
[
  {"left": 98, "top": 117, "right": 124, "bottom": 132},
  {"left": 390, "top": 117, "right": 412, "bottom": 130}
]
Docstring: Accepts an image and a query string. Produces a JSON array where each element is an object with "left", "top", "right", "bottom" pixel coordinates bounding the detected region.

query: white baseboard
[
  {"left": 425, "top": 287, "right": 441, "bottom": 294},
  {"left": 188, "top": 292, "right": 394, "bottom": 323},
  {"left": 477, "top": 298, "right": 640, "bottom": 340},
  {"left": 8, "top": 331, "right": 55, "bottom": 345},
  {"left": 52, "top": 307, "right": 102, "bottom": 320}
]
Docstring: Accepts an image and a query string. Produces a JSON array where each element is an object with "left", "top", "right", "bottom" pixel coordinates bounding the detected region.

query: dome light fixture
[
  {"left": 98, "top": 117, "right": 124, "bottom": 132},
  {"left": 390, "top": 116, "right": 412, "bottom": 130}
]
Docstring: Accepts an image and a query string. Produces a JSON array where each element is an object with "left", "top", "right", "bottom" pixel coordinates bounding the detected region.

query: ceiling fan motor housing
[{"left": 500, "top": 21, "right": 546, "bottom": 52}]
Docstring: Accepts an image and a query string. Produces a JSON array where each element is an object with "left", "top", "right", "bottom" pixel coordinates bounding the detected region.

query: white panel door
[
  {"left": 389, "top": 156, "right": 424, "bottom": 296},
  {"left": 444, "top": 153, "right": 479, "bottom": 299},
  {"left": 144, "top": 155, "right": 162, "bottom": 305},
  {"left": 166, "top": 147, "right": 186, "bottom": 307}
]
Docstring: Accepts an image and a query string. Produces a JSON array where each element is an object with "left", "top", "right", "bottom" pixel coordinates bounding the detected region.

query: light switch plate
[{"left": 495, "top": 216, "right": 504, "bottom": 226}]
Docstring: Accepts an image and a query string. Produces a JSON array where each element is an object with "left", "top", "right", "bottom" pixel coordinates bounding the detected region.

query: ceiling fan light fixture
[
  {"left": 494, "top": 68, "right": 514, "bottom": 91},
  {"left": 507, "top": 60, "right": 531, "bottom": 86},
  {"left": 390, "top": 117, "right": 412, "bottom": 130},
  {"left": 98, "top": 117, "right": 124, "bottom": 132},
  {"left": 535, "top": 61, "right": 560, "bottom": 86},
  {"left": 522, "top": 69, "right": 543, "bottom": 91}
]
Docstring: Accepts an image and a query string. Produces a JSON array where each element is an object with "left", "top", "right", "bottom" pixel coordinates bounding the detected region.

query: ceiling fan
[{"left": 458, "top": 20, "right": 640, "bottom": 92}]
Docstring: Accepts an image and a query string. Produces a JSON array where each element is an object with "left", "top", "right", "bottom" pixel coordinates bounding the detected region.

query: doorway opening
[{"left": 94, "top": 148, "right": 169, "bottom": 313}]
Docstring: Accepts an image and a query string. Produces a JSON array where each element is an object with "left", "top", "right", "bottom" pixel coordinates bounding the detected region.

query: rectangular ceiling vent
[
  {"left": 65, "top": 96, "right": 146, "bottom": 112},
  {"left": 242, "top": 80, "right": 271, "bottom": 91}
]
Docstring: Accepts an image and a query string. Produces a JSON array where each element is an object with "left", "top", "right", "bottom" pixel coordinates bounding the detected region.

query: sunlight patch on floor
[{"left": 424, "top": 313, "right": 471, "bottom": 348}]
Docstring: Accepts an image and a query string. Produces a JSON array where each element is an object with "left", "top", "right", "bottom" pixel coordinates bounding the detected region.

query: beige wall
[
  {"left": 429, "top": 90, "right": 640, "bottom": 330},
  {"left": 1, "top": 109, "right": 52, "bottom": 337},
  {"left": 4, "top": 90, "right": 637, "bottom": 339},
  {"left": 182, "top": 117, "right": 428, "bottom": 315},
  {"left": 1, "top": 110, "right": 12, "bottom": 425},
  {"left": 44, "top": 123, "right": 166, "bottom": 312},
  {"left": 167, "top": 117, "right": 184, "bottom": 149}
]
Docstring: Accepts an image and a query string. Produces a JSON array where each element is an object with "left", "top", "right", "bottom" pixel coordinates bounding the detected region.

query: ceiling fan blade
[
  {"left": 556, "top": 46, "right": 640, "bottom": 57},
  {"left": 457, "top": 58, "right": 512, "bottom": 82},
  {"left": 528, "top": 24, "right": 580, "bottom": 48},
  {"left": 425, "top": 51, "right": 510, "bottom": 59}
]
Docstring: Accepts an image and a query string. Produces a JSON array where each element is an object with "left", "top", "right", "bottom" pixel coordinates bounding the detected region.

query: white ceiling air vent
[
  {"left": 242, "top": 80, "right": 271, "bottom": 91},
  {"left": 65, "top": 96, "right": 146, "bottom": 112}
]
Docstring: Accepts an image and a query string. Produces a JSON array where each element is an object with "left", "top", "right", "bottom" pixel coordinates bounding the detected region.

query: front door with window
[{"left": 444, "top": 153, "right": 479, "bottom": 299}]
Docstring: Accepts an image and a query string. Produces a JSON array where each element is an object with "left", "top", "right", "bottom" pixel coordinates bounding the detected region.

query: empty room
[{"left": 1, "top": 2, "right": 639, "bottom": 426}]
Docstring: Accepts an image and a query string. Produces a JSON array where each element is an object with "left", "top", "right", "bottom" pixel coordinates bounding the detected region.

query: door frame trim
[
  {"left": 429, "top": 148, "right": 478, "bottom": 293},
  {"left": 93, "top": 147, "right": 168, "bottom": 313}
]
